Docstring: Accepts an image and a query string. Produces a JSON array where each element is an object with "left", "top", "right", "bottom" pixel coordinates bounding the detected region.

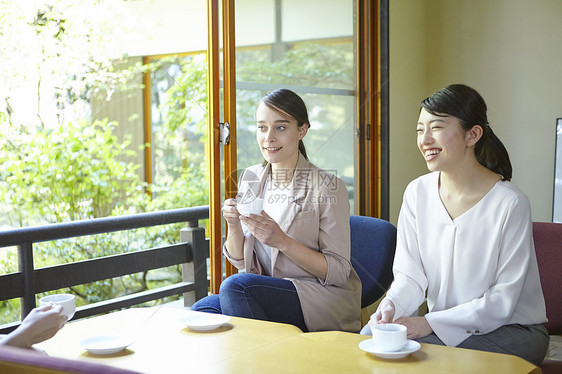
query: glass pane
[
  {"left": 235, "top": 41, "right": 353, "bottom": 90},
  {"left": 149, "top": 54, "right": 208, "bottom": 205},
  {"left": 234, "top": 0, "right": 355, "bottom": 211},
  {"left": 90, "top": 0, "right": 209, "bottom": 211}
]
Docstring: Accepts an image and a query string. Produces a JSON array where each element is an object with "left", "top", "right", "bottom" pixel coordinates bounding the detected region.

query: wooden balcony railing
[{"left": 0, "top": 206, "right": 210, "bottom": 334}]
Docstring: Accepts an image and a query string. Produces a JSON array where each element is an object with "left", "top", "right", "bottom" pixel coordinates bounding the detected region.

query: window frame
[{"left": 142, "top": 0, "right": 388, "bottom": 292}]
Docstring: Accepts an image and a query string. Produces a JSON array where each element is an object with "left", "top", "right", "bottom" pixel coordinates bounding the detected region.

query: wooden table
[{"left": 36, "top": 306, "right": 541, "bottom": 374}]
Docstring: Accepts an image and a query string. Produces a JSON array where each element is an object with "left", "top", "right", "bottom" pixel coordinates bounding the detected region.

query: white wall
[{"left": 389, "top": 0, "right": 562, "bottom": 223}]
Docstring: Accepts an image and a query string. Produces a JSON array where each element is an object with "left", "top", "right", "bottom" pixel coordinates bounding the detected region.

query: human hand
[
  {"left": 239, "top": 210, "right": 288, "bottom": 249},
  {"left": 5, "top": 304, "right": 67, "bottom": 348},
  {"left": 222, "top": 198, "right": 242, "bottom": 226},
  {"left": 394, "top": 316, "right": 432, "bottom": 339},
  {"left": 372, "top": 299, "right": 396, "bottom": 324}
]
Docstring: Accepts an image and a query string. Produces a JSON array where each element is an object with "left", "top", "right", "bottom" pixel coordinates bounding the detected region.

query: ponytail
[
  {"left": 421, "top": 84, "right": 512, "bottom": 180},
  {"left": 474, "top": 124, "right": 512, "bottom": 180},
  {"left": 298, "top": 140, "right": 308, "bottom": 161}
]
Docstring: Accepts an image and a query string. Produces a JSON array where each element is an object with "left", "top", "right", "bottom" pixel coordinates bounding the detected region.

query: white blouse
[
  {"left": 253, "top": 178, "right": 285, "bottom": 276},
  {"left": 386, "top": 172, "right": 547, "bottom": 346}
]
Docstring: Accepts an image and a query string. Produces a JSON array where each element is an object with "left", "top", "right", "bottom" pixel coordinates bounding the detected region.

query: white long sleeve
[{"left": 386, "top": 172, "right": 547, "bottom": 346}]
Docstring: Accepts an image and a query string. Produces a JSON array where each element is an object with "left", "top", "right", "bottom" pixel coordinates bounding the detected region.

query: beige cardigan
[{"left": 224, "top": 154, "right": 361, "bottom": 332}]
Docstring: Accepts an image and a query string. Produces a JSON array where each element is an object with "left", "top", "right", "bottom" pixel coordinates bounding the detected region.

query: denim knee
[
  {"left": 191, "top": 294, "right": 221, "bottom": 314},
  {"left": 219, "top": 273, "right": 253, "bottom": 294}
]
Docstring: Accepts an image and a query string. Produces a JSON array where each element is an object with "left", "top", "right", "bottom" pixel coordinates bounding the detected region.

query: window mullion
[
  {"left": 207, "top": 0, "right": 222, "bottom": 294},
  {"left": 222, "top": 0, "right": 237, "bottom": 278}
]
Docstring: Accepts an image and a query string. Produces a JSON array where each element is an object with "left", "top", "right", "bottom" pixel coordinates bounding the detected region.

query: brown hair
[{"left": 260, "top": 89, "right": 310, "bottom": 165}]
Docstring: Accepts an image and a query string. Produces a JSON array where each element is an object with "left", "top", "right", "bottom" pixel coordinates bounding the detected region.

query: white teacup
[
  {"left": 237, "top": 198, "right": 264, "bottom": 216},
  {"left": 39, "top": 293, "right": 76, "bottom": 321},
  {"left": 371, "top": 322, "right": 407, "bottom": 352}
]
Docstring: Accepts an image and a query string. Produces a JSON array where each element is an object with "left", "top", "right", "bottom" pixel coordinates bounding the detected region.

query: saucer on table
[
  {"left": 181, "top": 312, "right": 230, "bottom": 331},
  {"left": 78, "top": 335, "right": 135, "bottom": 354},
  {"left": 359, "top": 339, "right": 421, "bottom": 359}
]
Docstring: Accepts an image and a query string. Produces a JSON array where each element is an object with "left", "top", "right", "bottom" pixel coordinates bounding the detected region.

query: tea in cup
[
  {"left": 39, "top": 293, "right": 76, "bottom": 321},
  {"left": 371, "top": 323, "right": 407, "bottom": 352}
]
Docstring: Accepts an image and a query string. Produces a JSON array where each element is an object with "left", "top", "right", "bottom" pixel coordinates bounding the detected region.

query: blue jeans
[{"left": 191, "top": 273, "right": 308, "bottom": 332}]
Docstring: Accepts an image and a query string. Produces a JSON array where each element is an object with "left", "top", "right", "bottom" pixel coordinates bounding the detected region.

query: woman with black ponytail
[{"left": 363, "top": 84, "right": 548, "bottom": 365}]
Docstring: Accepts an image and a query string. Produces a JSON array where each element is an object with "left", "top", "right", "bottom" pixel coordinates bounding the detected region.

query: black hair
[
  {"left": 260, "top": 89, "right": 310, "bottom": 163},
  {"left": 420, "top": 84, "right": 512, "bottom": 180}
]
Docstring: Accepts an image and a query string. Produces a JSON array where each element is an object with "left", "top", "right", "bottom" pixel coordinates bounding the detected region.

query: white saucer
[
  {"left": 359, "top": 339, "right": 421, "bottom": 359},
  {"left": 181, "top": 312, "right": 230, "bottom": 331},
  {"left": 79, "top": 335, "right": 135, "bottom": 354}
]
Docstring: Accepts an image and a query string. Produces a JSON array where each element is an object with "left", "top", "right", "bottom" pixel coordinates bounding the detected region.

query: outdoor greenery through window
[
  {"left": 0, "top": 0, "right": 209, "bottom": 324},
  {"left": 0, "top": 0, "right": 355, "bottom": 324}
]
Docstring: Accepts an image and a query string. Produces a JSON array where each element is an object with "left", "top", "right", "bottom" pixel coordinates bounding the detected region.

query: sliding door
[{"left": 206, "top": 0, "right": 385, "bottom": 292}]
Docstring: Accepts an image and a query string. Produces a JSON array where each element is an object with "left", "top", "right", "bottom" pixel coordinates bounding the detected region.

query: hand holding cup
[
  {"left": 222, "top": 198, "right": 242, "bottom": 225},
  {"left": 39, "top": 293, "right": 76, "bottom": 321}
]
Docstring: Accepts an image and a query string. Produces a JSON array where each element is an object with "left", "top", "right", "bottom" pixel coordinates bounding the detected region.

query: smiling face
[
  {"left": 416, "top": 108, "right": 479, "bottom": 173},
  {"left": 256, "top": 102, "right": 308, "bottom": 170}
]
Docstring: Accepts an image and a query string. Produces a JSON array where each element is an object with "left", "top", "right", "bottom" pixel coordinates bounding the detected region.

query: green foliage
[
  {"left": 156, "top": 54, "right": 208, "bottom": 134},
  {"left": 0, "top": 119, "right": 142, "bottom": 225},
  {"left": 0, "top": 0, "right": 142, "bottom": 126},
  {"left": 0, "top": 114, "right": 208, "bottom": 323},
  {"left": 148, "top": 54, "right": 209, "bottom": 196},
  {"left": 236, "top": 42, "right": 353, "bottom": 89}
]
